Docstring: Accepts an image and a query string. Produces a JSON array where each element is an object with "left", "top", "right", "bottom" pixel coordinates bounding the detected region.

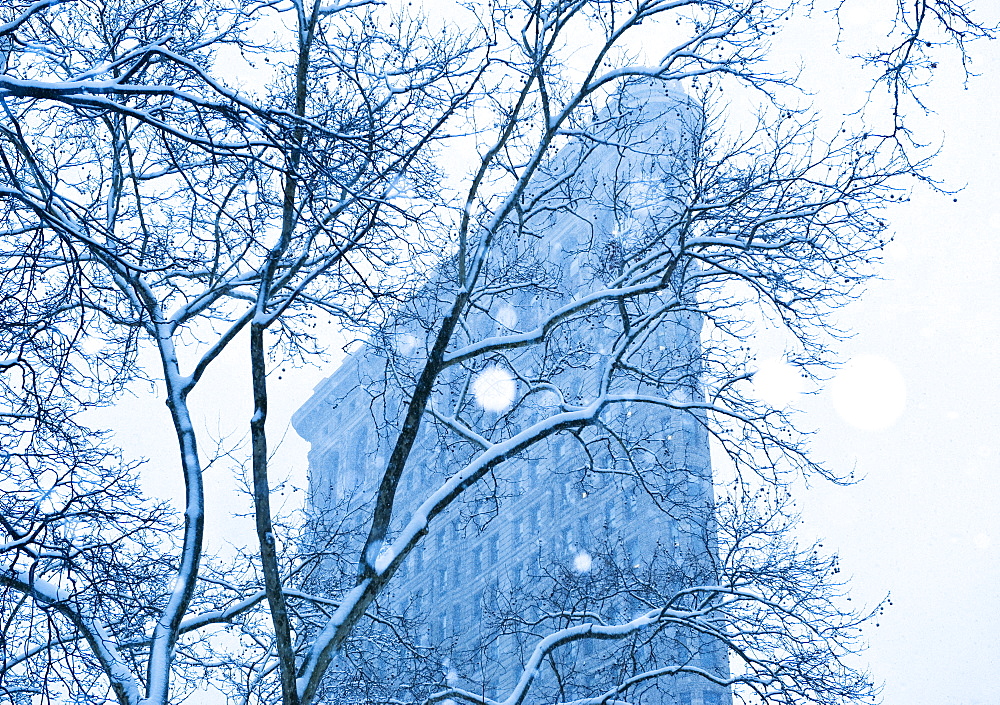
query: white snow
[
  {"left": 471, "top": 367, "right": 516, "bottom": 412},
  {"left": 535, "top": 390, "right": 560, "bottom": 409},
  {"left": 14, "top": 569, "right": 72, "bottom": 602},
  {"left": 573, "top": 550, "right": 592, "bottom": 573},
  {"left": 374, "top": 544, "right": 396, "bottom": 573}
]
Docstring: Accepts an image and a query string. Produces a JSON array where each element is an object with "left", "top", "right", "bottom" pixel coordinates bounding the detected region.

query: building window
[
  {"left": 510, "top": 517, "right": 522, "bottom": 546},
  {"left": 528, "top": 504, "right": 540, "bottom": 536},
  {"left": 703, "top": 691, "right": 723, "bottom": 705},
  {"left": 576, "top": 518, "right": 589, "bottom": 549},
  {"left": 561, "top": 478, "right": 576, "bottom": 507},
  {"left": 486, "top": 579, "right": 500, "bottom": 609},
  {"left": 663, "top": 518, "right": 677, "bottom": 550},
  {"left": 486, "top": 535, "right": 499, "bottom": 566},
  {"left": 354, "top": 426, "right": 368, "bottom": 471},
  {"left": 624, "top": 491, "right": 637, "bottom": 520},
  {"left": 627, "top": 537, "right": 641, "bottom": 569},
  {"left": 508, "top": 562, "right": 524, "bottom": 593},
  {"left": 472, "top": 542, "right": 483, "bottom": 574},
  {"left": 325, "top": 451, "right": 340, "bottom": 500},
  {"left": 486, "top": 637, "right": 500, "bottom": 663},
  {"left": 561, "top": 525, "right": 574, "bottom": 552}
]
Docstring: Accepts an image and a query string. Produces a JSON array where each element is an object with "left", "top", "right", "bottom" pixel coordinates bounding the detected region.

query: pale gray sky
[{"left": 789, "top": 34, "right": 1000, "bottom": 705}]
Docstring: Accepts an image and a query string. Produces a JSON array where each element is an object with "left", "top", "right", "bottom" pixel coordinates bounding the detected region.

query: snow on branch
[{"left": 0, "top": 568, "right": 142, "bottom": 705}]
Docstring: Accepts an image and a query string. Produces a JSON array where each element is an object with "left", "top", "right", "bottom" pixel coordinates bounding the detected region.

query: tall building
[{"left": 292, "top": 82, "right": 730, "bottom": 705}]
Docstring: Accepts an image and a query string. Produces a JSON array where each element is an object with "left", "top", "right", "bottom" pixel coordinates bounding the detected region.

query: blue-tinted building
[{"left": 293, "top": 82, "right": 731, "bottom": 705}]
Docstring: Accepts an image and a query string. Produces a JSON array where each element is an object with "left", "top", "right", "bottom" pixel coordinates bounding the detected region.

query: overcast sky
[{"left": 775, "top": 7, "right": 1000, "bottom": 703}]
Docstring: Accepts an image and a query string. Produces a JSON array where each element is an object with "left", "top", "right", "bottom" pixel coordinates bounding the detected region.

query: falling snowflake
[
  {"left": 395, "top": 333, "right": 419, "bottom": 357},
  {"left": 752, "top": 358, "right": 806, "bottom": 409},
  {"left": 830, "top": 354, "right": 906, "bottom": 431},
  {"left": 573, "top": 550, "right": 593, "bottom": 573},
  {"left": 79, "top": 335, "right": 105, "bottom": 356},
  {"left": 471, "top": 366, "right": 516, "bottom": 412},
  {"left": 496, "top": 303, "right": 518, "bottom": 329}
]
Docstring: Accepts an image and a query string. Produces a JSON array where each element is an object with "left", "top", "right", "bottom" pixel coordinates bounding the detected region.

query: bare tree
[
  {"left": 0, "top": 0, "right": 993, "bottom": 704},
  {"left": 0, "top": 0, "right": 474, "bottom": 702}
]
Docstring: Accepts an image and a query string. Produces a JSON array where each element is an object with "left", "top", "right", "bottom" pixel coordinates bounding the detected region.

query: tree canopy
[{"left": 0, "top": 0, "right": 993, "bottom": 704}]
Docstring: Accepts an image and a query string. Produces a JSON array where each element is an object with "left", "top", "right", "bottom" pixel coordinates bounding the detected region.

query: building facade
[{"left": 292, "top": 83, "right": 730, "bottom": 705}]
